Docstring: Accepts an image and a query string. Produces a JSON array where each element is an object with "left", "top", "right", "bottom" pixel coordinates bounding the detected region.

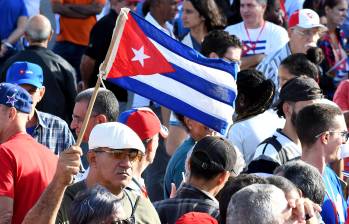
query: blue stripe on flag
[
  {"left": 108, "top": 77, "right": 230, "bottom": 133},
  {"left": 166, "top": 63, "right": 236, "bottom": 105},
  {"left": 242, "top": 40, "right": 267, "bottom": 44},
  {"left": 130, "top": 12, "right": 237, "bottom": 78}
]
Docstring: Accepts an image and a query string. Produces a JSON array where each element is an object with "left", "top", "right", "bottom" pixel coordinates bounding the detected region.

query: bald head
[{"left": 25, "top": 15, "right": 52, "bottom": 44}]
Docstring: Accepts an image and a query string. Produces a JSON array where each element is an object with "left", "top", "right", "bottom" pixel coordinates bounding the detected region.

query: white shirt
[
  {"left": 225, "top": 21, "right": 289, "bottom": 57},
  {"left": 227, "top": 109, "right": 285, "bottom": 165}
]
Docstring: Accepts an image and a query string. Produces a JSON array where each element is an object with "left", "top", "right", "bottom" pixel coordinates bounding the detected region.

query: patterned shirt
[
  {"left": 257, "top": 43, "right": 292, "bottom": 96},
  {"left": 154, "top": 183, "right": 220, "bottom": 224},
  {"left": 31, "top": 110, "right": 75, "bottom": 155}
]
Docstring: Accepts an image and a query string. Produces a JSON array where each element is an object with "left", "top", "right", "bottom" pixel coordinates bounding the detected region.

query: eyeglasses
[
  {"left": 293, "top": 28, "right": 322, "bottom": 37},
  {"left": 315, "top": 131, "right": 349, "bottom": 142},
  {"left": 72, "top": 113, "right": 98, "bottom": 124},
  {"left": 94, "top": 148, "right": 143, "bottom": 162}
]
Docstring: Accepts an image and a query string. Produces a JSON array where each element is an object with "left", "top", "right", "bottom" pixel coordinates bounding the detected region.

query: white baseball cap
[
  {"left": 88, "top": 122, "right": 145, "bottom": 153},
  {"left": 288, "top": 9, "right": 327, "bottom": 31}
]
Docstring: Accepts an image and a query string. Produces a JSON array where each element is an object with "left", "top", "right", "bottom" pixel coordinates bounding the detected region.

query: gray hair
[
  {"left": 226, "top": 184, "right": 287, "bottom": 224},
  {"left": 274, "top": 160, "right": 326, "bottom": 205},
  {"left": 69, "top": 185, "right": 125, "bottom": 224},
  {"left": 75, "top": 88, "right": 119, "bottom": 122},
  {"left": 25, "top": 15, "right": 52, "bottom": 42}
]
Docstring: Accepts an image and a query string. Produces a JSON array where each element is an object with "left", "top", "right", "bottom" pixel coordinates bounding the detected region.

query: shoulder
[
  {"left": 224, "top": 22, "right": 243, "bottom": 34},
  {"left": 37, "top": 111, "right": 71, "bottom": 129}
]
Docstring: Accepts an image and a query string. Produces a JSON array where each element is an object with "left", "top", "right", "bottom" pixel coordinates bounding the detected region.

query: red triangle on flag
[{"left": 107, "top": 14, "right": 175, "bottom": 78}]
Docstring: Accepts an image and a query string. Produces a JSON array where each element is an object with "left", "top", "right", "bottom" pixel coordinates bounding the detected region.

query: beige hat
[{"left": 88, "top": 122, "right": 145, "bottom": 153}]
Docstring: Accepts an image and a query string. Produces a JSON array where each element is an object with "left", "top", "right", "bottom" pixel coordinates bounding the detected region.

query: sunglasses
[{"left": 94, "top": 148, "right": 143, "bottom": 162}]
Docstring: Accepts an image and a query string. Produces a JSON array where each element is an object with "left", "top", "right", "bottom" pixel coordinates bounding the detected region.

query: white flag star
[{"left": 131, "top": 46, "right": 150, "bottom": 67}]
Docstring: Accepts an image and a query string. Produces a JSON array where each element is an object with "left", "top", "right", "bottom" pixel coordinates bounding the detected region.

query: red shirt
[{"left": 0, "top": 133, "right": 58, "bottom": 224}]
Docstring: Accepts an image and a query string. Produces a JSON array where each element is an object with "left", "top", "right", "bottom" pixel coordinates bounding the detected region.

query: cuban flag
[{"left": 102, "top": 9, "right": 238, "bottom": 135}]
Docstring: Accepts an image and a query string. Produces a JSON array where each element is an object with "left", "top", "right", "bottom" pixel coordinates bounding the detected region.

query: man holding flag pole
[{"left": 22, "top": 7, "right": 238, "bottom": 223}]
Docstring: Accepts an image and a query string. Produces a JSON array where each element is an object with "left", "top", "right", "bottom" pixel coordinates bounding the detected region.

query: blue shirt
[
  {"left": 321, "top": 166, "right": 347, "bottom": 224},
  {"left": 0, "top": 0, "right": 28, "bottom": 43},
  {"left": 163, "top": 137, "right": 195, "bottom": 199}
]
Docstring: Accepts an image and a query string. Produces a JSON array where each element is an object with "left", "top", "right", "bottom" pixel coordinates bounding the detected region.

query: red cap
[
  {"left": 288, "top": 9, "right": 326, "bottom": 31},
  {"left": 118, "top": 107, "right": 168, "bottom": 141},
  {"left": 175, "top": 212, "right": 218, "bottom": 224}
]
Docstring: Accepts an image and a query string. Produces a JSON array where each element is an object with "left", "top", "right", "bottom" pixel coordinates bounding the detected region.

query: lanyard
[
  {"left": 325, "top": 174, "right": 340, "bottom": 224},
  {"left": 243, "top": 21, "right": 266, "bottom": 55}
]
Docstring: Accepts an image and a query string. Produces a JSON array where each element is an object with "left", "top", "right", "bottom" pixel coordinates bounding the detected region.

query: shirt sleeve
[{"left": 0, "top": 147, "right": 15, "bottom": 198}]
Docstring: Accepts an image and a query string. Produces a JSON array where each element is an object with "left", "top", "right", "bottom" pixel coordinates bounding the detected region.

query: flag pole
[{"left": 75, "top": 8, "right": 130, "bottom": 146}]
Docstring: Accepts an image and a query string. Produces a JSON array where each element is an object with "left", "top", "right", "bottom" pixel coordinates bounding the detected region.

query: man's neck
[
  {"left": 150, "top": 11, "right": 166, "bottom": 28},
  {"left": 188, "top": 177, "right": 218, "bottom": 197},
  {"left": 244, "top": 19, "right": 265, "bottom": 29},
  {"left": 86, "top": 170, "right": 124, "bottom": 197},
  {"left": 190, "top": 25, "right": 207, "bottom": 44},
  {"left": 26, "top": 110, "right": 38, "bottom": 128},
  {"left": 281, "top": 122, "right": 301, "bottom": 147},
  {"left": 301, "top": 151, "right": 326, "bottom": 174},
  {"left": 0, "top": 123, "right": 25, "bottom": 144}
]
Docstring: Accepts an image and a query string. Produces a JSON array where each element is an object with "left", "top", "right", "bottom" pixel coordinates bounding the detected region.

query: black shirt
[
  {"left": 85, "top": 9, "right": 128, "bottom": 102},
  {"left": 1, "top": 46, "right": 77, "bottom": 124}
]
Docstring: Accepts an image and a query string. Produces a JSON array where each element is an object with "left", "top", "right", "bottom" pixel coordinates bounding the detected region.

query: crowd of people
[{"left": 2, "top": 0, "right": 349, "bottom": 223}]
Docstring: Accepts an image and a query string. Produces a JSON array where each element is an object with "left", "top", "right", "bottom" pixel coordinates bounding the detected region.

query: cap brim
[
  {"left": 159, "top": 125, "right": 169, "bottom": 138},
  {"left": 297, "top": 24, "right": 327, "bottom": 32},
  {"left": 14, "top": 79, "right": 42, "bottom": 88}
]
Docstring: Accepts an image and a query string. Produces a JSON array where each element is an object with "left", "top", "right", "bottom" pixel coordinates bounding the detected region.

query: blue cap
[
  {"left": 6, "top": 62, "right": 43, "bottom": 88},
  {"left": 0, "top": 83, "right": 33, "bottom": 113}
]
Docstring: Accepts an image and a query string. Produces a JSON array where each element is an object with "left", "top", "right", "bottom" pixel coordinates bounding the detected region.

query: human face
[
  {"left": 186, "top": 118, "right": 215, "bottom": 141},
  {"left": 70, "top": 101, "right": 98, "bottom": 142},
  {"left": 182, "top": 0, "right": 204, "bottom": 30},
  {"left": 240, "top": 0, "right": 266, "bottom": 28},
  {"left": 325, "top": 0, "right": 348, "bottom": 27},
  {"left": 325, "top": 115, "right": 347, "bottom": 163},
  {"left": 289, "top": 27, "right": 322, "bottom": 54},
  {"left": 159, "top": 0, "right": 178, "bottom": 21},
  {"left": 223, "top": 46, "right": 242, "bottom": 65},
  {"left": 265, "top": 0, "right": 284, "bottom": 26},
  {"left": 20, "top": 84, "right": 44, "bottom": 110},
  {"left": 93, "top": 148, "right": 140, "bottom": 194},
  {"left": 278, "top": 65, "right": 296, "bottom": 88}
]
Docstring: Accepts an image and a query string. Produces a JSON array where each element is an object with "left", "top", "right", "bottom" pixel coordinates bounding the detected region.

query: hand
[
  {"left": 53, "top": 146, "right": 82, "bottom": 186},
  {"left": 288, "top": 197, "right": 321, "bottom": 224},
  {"left": 0, "top": 44, "right": 8, "bottom": 57},
  {"left": 169, "top": 183, "right": 177, "bottom": 198}
]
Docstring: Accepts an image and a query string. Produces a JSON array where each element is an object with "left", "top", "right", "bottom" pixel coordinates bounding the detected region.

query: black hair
[
  {"left": 201, "top": 30, "right": 242, "bottom": 57},
  {"left": 235, "top": 69, "right": 275, "bottom": 121}
]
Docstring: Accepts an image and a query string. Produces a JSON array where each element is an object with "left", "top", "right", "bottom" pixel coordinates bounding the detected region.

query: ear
[
  {"left": 87, "top": 151, "right": 97, "bottom": 168},
  {"left": 8, "top": 107, "right": 17, "bottom": 120},
  {"left": 184, "top": 117, "right": 191, "bottom": 129},
  {"left": 38, "top": 87, "right": 46, "bottom": 102},
  {"left": 208, "top": 52, "right": 219, "bottom": 59},
  {"left": 95, "top": 114, "right": 108, "bottom": 124},
  {"left": 217, "top": 171, "right": 230, "bottom": 185},
  {"left": 283, "top": 102, "right": 292, "bottom": 118},
  {"left": 320, "top": 132, "right": 329, "bottom": 145}
]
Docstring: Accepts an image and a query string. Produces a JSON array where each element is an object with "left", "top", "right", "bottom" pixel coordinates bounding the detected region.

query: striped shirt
[
  {"left": 256, "top": 43, "right": 292, "bottom": 92},
  {"left": 31, "top": 110, "right": 75, "bottom": 155}
]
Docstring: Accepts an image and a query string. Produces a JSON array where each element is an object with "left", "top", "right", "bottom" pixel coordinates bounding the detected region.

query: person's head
[
  {"left": 264, "top": 0, "right": 285, "bottom": 27},
  {"left": 176, "top": 212, "right": 218, "bottom": 224},
  {"left": 175, "top": 113, "right": 215, "bottom": 141},
  {"left": 274, "top": 160, "right": 326, "bottom": 205},
  {"left": 118, "top": 107, "right": 168, "bottom": 163},
  {"left": 296, "top": 103, "right": 346, "bottom": 163},
  {"left": 110, "top": 0, "right": 141, "bottom": 12},
  {"left": 0, "top": 83, "right": 32, "bottom": 142},
  {"left": 88, "top": 122, "right": 145, "bottom": 194},
  {"left": 240, "top": 0, "right": 267, "bottom": 28},
  {"left": 5, "top": 62, "right": 45, "bottom": 114},
  {"left": 24, "top": 15, "right": 53, "bottom": 45},
  {"left": 69, "top": 185, "right": 128, "bottom": 224},
  {"left": 226, "top": 184, "right": 291, "bottom": 224},
  {"left": 288, "top": 9, "right": 327, "bottom": 54},
  {"left": 278, "top": 47, "right": 323, "bottom": 87},
  {"left": 189, "top": 136, "right": 238, "bottom": 195},
  {"left": 266, "top": 176, "right": 301, "bottom": 201},
  {"left": 217, "top": 174, "right": 268, "bottom": 224},
  {"left": 71, "top": 88, "right": 119, "bottom": 142},
  {"left": 201, "top": 30, "right": 242, "bottom": 64},
  {"left": 181, "top": 0, "right": 226, "bottom": 32},
  {"left": 324, "top": 0, "right": 348, "bottom": 27},
  {"left": 235, "top": 69, "right": 275, "bottom": 121},
  {"left": 148, "top": 0, "right": 178, "bottom": 22},
  {"left": 275, "top": 77, "right": 323, "bottom": 128}
]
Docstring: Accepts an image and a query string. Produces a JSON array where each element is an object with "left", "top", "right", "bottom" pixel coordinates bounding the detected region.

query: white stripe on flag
[
  {"left": 130, "top": 74, "right": 234, "bottom": 120},
  {"left": 149, "top": 38, "right": 237, "bottom": 92}
]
